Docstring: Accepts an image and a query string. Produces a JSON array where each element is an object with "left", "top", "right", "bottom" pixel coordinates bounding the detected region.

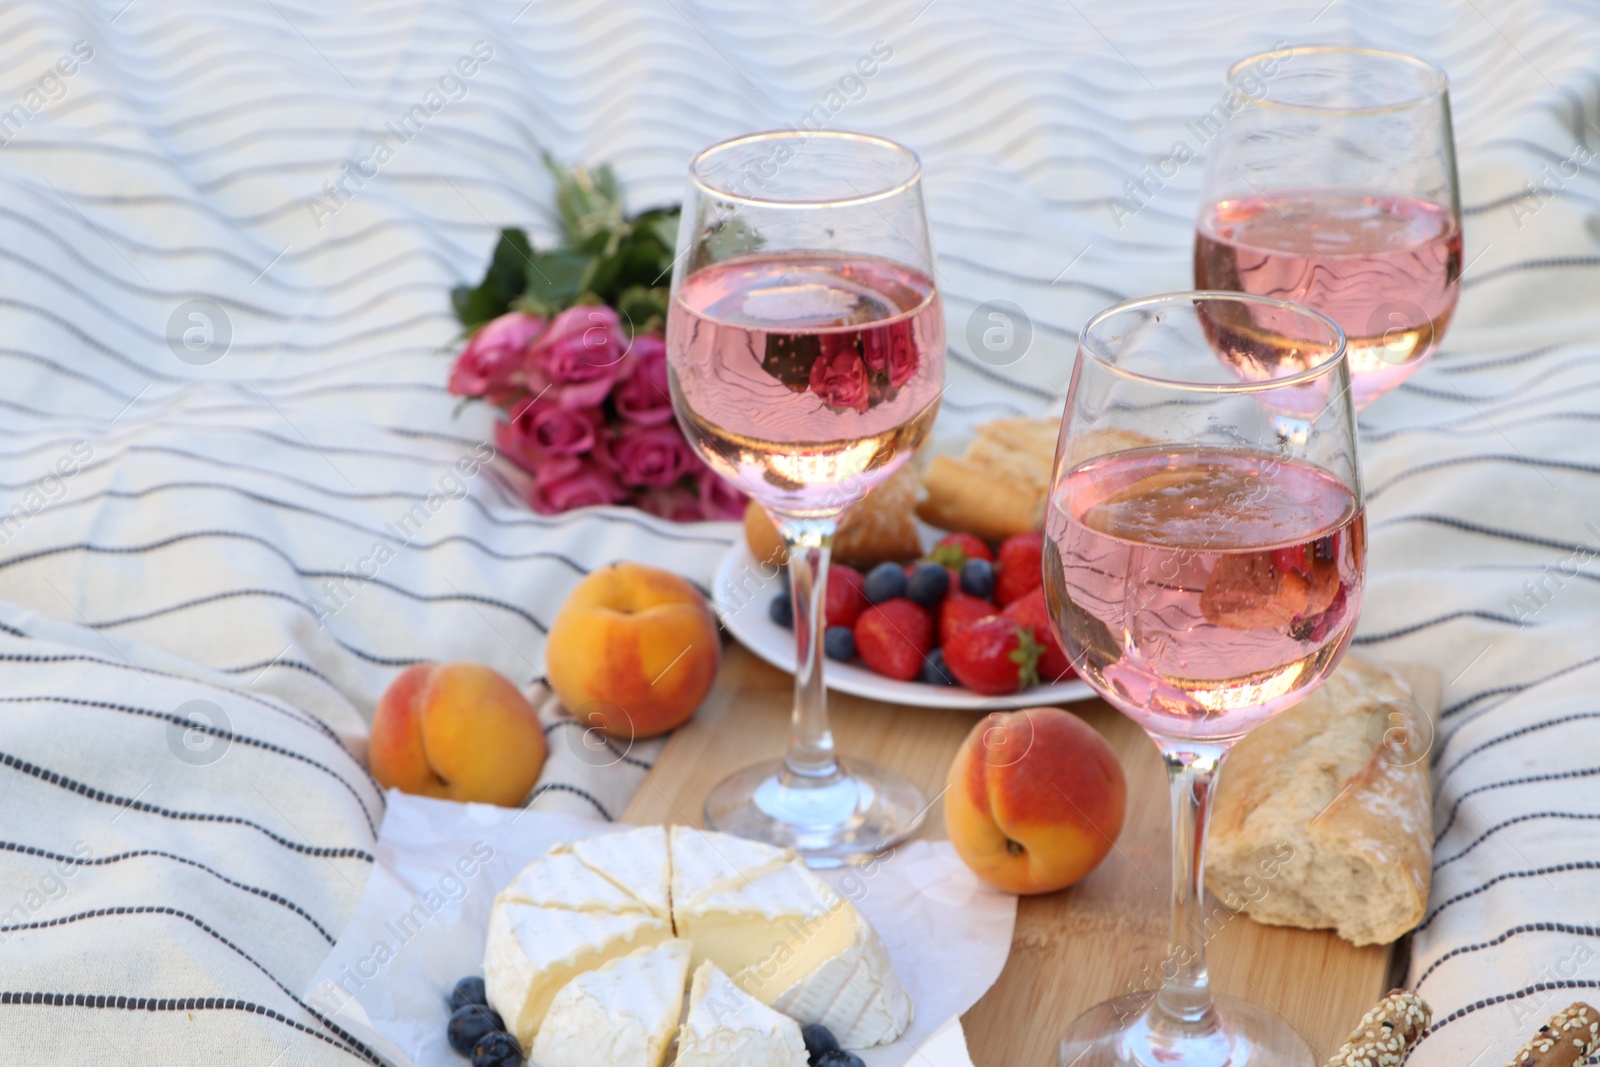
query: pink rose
[
  {"left": 860, "top": 320, "right": 919, "bottom": 388},
  {"left": 697, "top": 469, "right": 746, "bottom": 521},
  {"left": 808, "top": 345, "right": 870, "bottom": 413},
  {"left": 449, "top": 311, "right": 545, "bottom": 402},
  {"left": 528, "top": 305, "right": 627, "bottom": 408},
  {"left": 530, "top": 460, "right": 627, "bottom": 514},
  {"left": 516, "top": 401, "right": 601, "bottom": 457},
  {"left": 637, "top": 485, "right": 705, "bottom": 523},
  {"left": 601, "top": 423, "right": 698, "bottom": 488},
  {"left": 612, "top": 334, "right": 675, "bottom": 426}
]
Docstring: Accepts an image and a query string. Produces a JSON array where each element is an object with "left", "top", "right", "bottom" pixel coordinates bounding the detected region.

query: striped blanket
[{"left": 0, "top": 0, "right": 1596, "bottom": 1063}]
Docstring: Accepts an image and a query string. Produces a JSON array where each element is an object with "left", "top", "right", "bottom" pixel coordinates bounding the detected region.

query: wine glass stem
[
  {"left": 777, "top": 517, "right": 839, "bottom": 781},
  {"left": 1154, "top": 744, "right": 1224, "bottom": 1033}
]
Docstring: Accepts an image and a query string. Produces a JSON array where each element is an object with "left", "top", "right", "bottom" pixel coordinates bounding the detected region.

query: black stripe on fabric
[
  {"left": 1436, "top": 711, "right": 1600, "bottom": 786},
  {"left": 1421, "top": 979, "right": 1600, "bottom": 1040},
  {"left": 1432, "top": 344, "right": 1565, "bottom": 375},
  {"left": 216, "top": 656, "right": 349, "bottom": 690},
  {"left": 1415, "top": 922, "right": 1600, "bottom": 989},
  {"left": 0, "top": 531, "right": 552, "bottom": 636},
  {"left": 1441, "top": 651, "right": 1600, "bottom": 720},
  {"left": 1417, "top": 862, "right": 1600, "bottom": 932},
  {"left": 0, "top": 650, "right": 355, "bottom": 758},
  {"left": 0, "top": 991, "right": 374, "bottom": 1063},
  {"left": 1397, "top": 352, "right": 1600, "bottom": 403},
  {"left": 0, "top": 906, "right": 379, "bottom": 1064},
  {"left": 543, "top": 720, "right": 654, "bottom": 771},
  {"left": 528, "top": 783, "right": 614, "bottom": 821},
  {"left": 0, "top": 695, "right": 378, "bottom": 837},
  {"left": 1462, "top": 256, "right": 1600, "bottom": 288},
  {"left": 0, "top": 752, "right": 374, "bottom": 861},
  {"left": 1435, "top": 811, "right": 1600, "bottom": 870},
  {"left": 1350, "top": 610, "right": 1527, "bottom": 644},
  {"left": 0, "top": 840, "right": 336, "bottom": 944},
  {"left": 16, "top": 481, "right": 595, "bottom": 577},
  {"left": 1436, "top": 766, "right": 1600, "bottom": 842},
  {"left": 1367, "top": 454, "right": 1600, "bottom": 500}
]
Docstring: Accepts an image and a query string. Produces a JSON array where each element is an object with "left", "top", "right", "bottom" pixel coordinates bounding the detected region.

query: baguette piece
[
  {"left": 1206, "top": 655, "right": 1432, "bottom": 946},
  {"left": 744, "top": 465, "right": 923, "bottom": 570},
  {"left": 916, "top": 417, "right": 1058, "bottom": 541}
]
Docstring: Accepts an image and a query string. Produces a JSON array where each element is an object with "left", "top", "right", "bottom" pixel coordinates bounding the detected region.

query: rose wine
[
  {"left": 1044, "top": 446, "right": 1365, "bottom": 742},
  {"left": 1195, "top": 192, "right": 1461, "bottom": 406},
  {"left": 667, "top": 252, "right": 944, "bottom": 517}
]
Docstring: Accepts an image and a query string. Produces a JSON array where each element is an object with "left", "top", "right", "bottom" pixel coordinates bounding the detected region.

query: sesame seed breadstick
[
  {"left": 1325, "top": 989, "right": 1431, "bottom": 1067},
  {"left": 1507, "top": 1003, "right": 1600, "bottom": 1067}
]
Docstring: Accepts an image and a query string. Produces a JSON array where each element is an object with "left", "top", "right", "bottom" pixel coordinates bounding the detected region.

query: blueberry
[
  {"left": 769, "top": 591, "right": 794, "bottom": 629},
  {"left": 921, "top": 648, "right": 956, "bottom": 685},
  {"left": 863, "top": 562, "right": 908, "bottom": 604},
  {"left": 823, "top": 626, "right": 856, "bottom": 661},
  {"left": 447, "top": 1004, "right": 505, "bottom": 1056},
  {"left": 802, "top": 1022, "right": 842, "bottom": 1062},
  {"left": 959, "top": 557, "right": 995, "bottom": 598},
  {"left": 448, "top": 975, "right": 487, "bottom": 1013},
  {"left": 905, "top": 562, "right": 950, "bottom": 607},
  {"left": 816, "top": 1050, "right": 866, "bottom": 1067},
  {"left": 470, "top": 1030, "right": 523, "bottom": 1067}
]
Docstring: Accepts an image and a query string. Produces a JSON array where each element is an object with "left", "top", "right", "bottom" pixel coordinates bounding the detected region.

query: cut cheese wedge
[
  {"left": 670, "top": 825, "right": 793, "bottom": 908},
  {"left": 483, "top": 901, "right": 670, "bottom": 1049},
  {"left": 568, "top": 825, "right": 671, "bottom": 920},
  {"left": 675, "top": 960, "right": 809, "bottom": 1067},
  {"left": 672, "top": 846, "right": 913, "bottom": 1047},
  {"left": 529, "top": 938, "right": 692, "bottom": 1067},
  {"left": 496, "top": 850, "right": 646, "bottom": 914}
]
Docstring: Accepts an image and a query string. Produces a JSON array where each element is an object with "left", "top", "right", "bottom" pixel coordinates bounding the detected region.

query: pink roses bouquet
[
  {"left": 447, "top": 158, "right": 743, "bottom": 522},
  {"left": 448, "top": 305, "right": 744, "bottom": 521}
]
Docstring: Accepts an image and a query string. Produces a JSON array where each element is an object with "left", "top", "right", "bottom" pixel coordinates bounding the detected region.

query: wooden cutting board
[{"left": 622, "top": 646, "right": 1438, "bottom": 1065}]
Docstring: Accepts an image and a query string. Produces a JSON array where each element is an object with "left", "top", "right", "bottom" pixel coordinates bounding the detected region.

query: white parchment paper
[{"left": 306, "top": 792, "right": 1015, "bottom": 1067}]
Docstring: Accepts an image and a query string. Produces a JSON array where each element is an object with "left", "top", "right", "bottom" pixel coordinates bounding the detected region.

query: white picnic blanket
[{"left": 0, "top": 0, "right": 1597, "bottom": 1063}]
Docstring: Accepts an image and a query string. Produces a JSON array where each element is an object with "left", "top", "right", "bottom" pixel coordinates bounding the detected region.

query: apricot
[
  {"left": 545, "top": 562, "right": 720, "bottom": 739},
  {"left": 370, "top": 663, "right": 545, "bottom": 806},
  {"left": 945, "top": 707, "right": 1126, "bottom": 894}
]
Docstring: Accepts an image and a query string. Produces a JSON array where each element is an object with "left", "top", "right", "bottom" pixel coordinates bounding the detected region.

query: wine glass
[
  {"left": 665, "top": 131, "right": 944, "bottom": 866},
  {"left": 1194, "top": 46, "right": 1461, "bottom": 409},
  {"left": 1046, "top": 292, "right": 1364, "bottom": 1066}
]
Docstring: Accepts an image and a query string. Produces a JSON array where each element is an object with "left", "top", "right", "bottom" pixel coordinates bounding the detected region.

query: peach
[
  {"left": 545, "top": 562, "right": 721, "bottom": 739},
  {"left": 370, "top": 663, "right": 546, "bottom": 806},
  {"left": 945, "top": 707, "right": 1126, "bottom": 894}
]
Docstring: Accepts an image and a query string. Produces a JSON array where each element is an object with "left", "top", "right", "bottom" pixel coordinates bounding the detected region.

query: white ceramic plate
[{"left": 713, "top": 542, "right": 1097, "bottom": 710}]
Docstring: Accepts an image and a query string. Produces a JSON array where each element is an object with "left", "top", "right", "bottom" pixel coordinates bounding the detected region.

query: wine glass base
[
  {"left": 1059, "top": 992, "right": 1316, "bottom": 1067},
  {"left": 703, "top": 758, "right": 928, "bottom": 868}
]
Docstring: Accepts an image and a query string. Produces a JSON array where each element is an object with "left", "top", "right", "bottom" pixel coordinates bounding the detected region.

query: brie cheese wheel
[
  {"left": 483, "top": 901, "right": 670, "bottom": 1049},
  {"left": 497, "top": 850, "right": 646, "bottom": 914},
  {"left": 675, "top": 960, "right": 809, "bottom": 1067},
  {"left": 671, "top": 841, "right": 913, "bottom": 1047},
  {"left": 569, "top": 825, "right": 672, "bottom": 919},
  {"left": 530, "top": 938, "right": 692, "bottom": 1067}
]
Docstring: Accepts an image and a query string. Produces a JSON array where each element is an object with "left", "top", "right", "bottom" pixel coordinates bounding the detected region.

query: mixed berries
[
  {"left": 771, "top": 532, "right": 1076, "bottom": 694},
  {"left": 445, "top": 976, "right": 522, "bottom": 1066}
]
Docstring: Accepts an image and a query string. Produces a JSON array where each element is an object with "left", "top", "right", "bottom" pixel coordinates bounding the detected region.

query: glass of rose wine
[
  {"left": 1194, "top": 46, "right": 1461, "bottom": 409},
  {"left": 665, "top": 131, "right": 944, "bottom": 866},
  {"left": 1047, "top": 292, "right": 1364, "bottom": 1066}
]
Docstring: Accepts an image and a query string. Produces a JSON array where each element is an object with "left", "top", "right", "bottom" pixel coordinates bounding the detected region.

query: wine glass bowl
[
  {"left": 1194, "top": 46, "right": 1462, "bottom": 410},
  {"left": 665, "top": 130, "right": 944, "bottom": 866},
  {"left": 1048, "top": 292, "right": 1363, "bottom": 1066}
]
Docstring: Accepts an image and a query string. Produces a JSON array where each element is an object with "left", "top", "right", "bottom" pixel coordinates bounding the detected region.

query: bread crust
[{"left": 1206, "top": 655, "right": 1432, "bottom": 946}]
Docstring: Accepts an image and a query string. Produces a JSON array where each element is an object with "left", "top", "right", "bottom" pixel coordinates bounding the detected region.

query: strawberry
[
  {"left": 939, "top": 590, "right": 995, "bottom": 646},
  {"left": 943, "top": 616, "right": 1042, "bottom": 695},
  {"left": 825, "top": 564, "right": 868, "bottom": 629},
  {"left": 1003, "top": 587, "right": 1075, "bottom": 683},
  {"left": 929, "top": 532, "right": 994, "bottom": 570},
  {"left": 853, "top": 598, "right": 934, "bottom": 681},
  {"left": 994, "top": 531, "right": 1044, "bottom": 606}
]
